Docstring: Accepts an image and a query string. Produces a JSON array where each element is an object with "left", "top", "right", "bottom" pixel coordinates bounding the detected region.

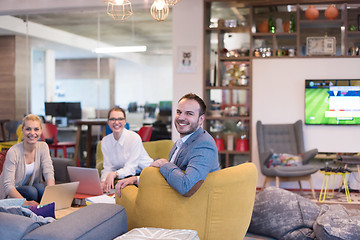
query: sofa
[
  {"left": 116, "top": 162, "right": 258, "bottom": 240},
  {"left": 0, "top": 203, "right": 127, "bottom": 240},
  {"left": 52, "top": 157, "right": 75, "bottom": 183}
]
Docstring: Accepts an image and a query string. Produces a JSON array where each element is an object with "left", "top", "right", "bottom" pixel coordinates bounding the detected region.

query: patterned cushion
[
  {"left": 267, "top": 153, "right": 302, "bottom": 168},
  {"left": 114, "top": 227, "right": 200, "bottom": 240}
]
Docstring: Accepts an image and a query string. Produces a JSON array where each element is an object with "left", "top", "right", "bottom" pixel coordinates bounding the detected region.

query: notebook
[
  {"left": 40, "top": 182, "right": 79, "bottom": 210},
  {"left": 67, "top": 166, "right": 115, "bottom": 197}
]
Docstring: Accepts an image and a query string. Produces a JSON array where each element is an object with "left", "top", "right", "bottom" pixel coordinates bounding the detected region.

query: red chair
[
  {"left": 41, "top": 123, "right": 77, "bottom": 164},
  {"left": 137, "top": 126, "right": 153, "bottom": 142}
]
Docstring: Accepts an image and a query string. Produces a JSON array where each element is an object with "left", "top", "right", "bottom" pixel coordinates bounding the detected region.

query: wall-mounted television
[{"left": 305, "top": 79, "right": 360, "bottom": 125}]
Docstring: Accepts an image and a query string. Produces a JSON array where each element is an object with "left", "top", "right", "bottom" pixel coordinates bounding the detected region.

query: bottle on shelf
[
  {"left": 268, "top": 13, "right": 275, "bottom": 33},
  {"left": 289, "top": 12, "right": 296, "bottom": 33}
]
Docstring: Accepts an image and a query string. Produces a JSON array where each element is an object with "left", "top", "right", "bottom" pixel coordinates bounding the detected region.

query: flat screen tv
[{"left": 305, "top": 79, "right": 360, "bottom": 125}]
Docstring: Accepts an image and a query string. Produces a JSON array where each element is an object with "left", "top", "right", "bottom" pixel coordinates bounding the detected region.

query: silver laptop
[
  {"left": 67, "top": 166, "right": 114, "bottom": 196},
  {"left": 40, "top": 182, "right": 79, "bottom": 210}
]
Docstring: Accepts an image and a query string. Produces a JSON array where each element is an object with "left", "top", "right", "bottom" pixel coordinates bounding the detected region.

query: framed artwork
[{"left": 177, "top": 46, "right": 197, "bottom": 73}]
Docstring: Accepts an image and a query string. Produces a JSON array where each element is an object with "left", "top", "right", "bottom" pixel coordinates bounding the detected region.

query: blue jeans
[{"left": 17, "top": 182, "right": 46, "bottom": 203}]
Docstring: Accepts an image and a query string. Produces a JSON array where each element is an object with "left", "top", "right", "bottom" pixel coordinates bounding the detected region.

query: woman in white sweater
[{"left": 0, "top": 114, "right": 55, "bottom": 206}]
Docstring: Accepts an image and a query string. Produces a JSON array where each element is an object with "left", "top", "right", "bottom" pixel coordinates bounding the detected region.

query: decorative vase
[
  {"left": 305, "top": 5, "right": 319, "bottom": 20},
  {"left": 283, "top": 20, "right": 290, "bottom": 32},
  {"left": 325, "top": 5, "right": 339, "bottom": 20},
  {"left": 258, "top": 20, "right": 268, "bottom": 33}
]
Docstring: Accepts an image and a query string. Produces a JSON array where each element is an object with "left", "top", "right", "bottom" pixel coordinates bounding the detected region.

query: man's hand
[
  {"left": 102, "top": 171, "right": 117, "bottom": 193},
  {"left": 115, "top": 176, "right": 137, "bottom": 197},
  {"left": 150, "top": 158, "right": 169, "bottom": 168}
]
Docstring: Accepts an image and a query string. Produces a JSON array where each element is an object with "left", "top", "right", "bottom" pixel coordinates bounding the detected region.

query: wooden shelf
[
  {"left": 205, "top": 86, "right": 250, "bottom": 90},
  {"left": 206, "top": 116, "right": 250, "bottom": 120}
]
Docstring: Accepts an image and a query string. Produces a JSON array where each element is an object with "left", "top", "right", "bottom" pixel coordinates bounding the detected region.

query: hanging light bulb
[
  {"left": 150, "top": 0, "right": 169, "bottom": 21},
  {"left": 107, "top": 0, "right": 133, "bottom": 20},
  {"left": 165, "top": 0, "right": 180, "bottom": 7}
]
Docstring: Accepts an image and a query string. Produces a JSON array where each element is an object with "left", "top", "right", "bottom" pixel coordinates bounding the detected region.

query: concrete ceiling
[{"left": 0, "top": 0, "right": 173, "bottom": 59}]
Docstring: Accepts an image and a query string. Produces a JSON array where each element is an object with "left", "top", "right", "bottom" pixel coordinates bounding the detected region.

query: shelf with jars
[
  {"left": 204, "top": 1, "right": 252, "bottom": 167},
  {"left": 251, "top": 4, "right": 298, "bottom": 58},
  {"left": 250, "top": 3, "right": 360, "bottom": 58}
]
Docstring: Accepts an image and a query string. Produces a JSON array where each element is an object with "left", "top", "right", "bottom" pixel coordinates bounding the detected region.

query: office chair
[
  {"left": 0, "top": 123, "right": 23, "bottom": 151},
  {"left": 137, "top": 126, "right": 153, "bottom": 142},
  {"left": 41, "top": 123, "right": 76, "bottom": 159}
]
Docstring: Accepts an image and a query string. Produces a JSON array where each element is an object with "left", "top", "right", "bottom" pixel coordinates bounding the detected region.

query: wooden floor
[{"left": 284, "top": 189, "right": 360, "bottom": 210}]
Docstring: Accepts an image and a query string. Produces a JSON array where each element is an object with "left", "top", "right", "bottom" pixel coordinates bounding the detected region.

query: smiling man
[
  {"left": 150, "top": 93, "right": 219, "bottom": 196},
  {"left": 116, "top": 93, "right": 219, "bottom": 197}
]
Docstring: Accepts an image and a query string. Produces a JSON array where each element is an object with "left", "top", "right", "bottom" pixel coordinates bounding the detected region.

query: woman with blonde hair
[{"left": 0, "top": 114, "right": 55, "bottom": 206}]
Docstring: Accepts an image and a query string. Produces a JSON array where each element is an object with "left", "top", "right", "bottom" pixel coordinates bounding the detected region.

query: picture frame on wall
[{"left": 177, "top": 46, "right": 197, "bottom": 73}]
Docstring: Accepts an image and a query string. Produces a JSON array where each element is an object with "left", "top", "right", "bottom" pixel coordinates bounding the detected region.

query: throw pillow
[
  {"left": 114, "top": 227, "right": 200, "bottom": 240},
  {"left": 248, "top": 187, "right": 319, "bottom": 240},
  {"left": 28, "top": 202, "right": 55, "bottom": 219},
  {"left": 267, "top": 153, "right": 303, "bottom": 168}
]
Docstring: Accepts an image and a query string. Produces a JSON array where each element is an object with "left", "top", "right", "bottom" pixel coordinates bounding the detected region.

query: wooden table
[
  {"left": 0, "top": 119, "right": 10, "bottom": 141},
  {"left": 73, "top": 119, "right": 108, "bottom": 167}
]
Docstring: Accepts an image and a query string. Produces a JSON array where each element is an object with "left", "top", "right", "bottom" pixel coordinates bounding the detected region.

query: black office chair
[{"left": 256, "top": 120, "right": 319, "bottom": 199}]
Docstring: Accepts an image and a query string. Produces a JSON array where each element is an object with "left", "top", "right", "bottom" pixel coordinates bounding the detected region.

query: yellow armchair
[
  {"left": 116, "top": 162, "right": 258, "bottom": 240},
  {"left": 96, "top": 139, "right": 174, "bottom": 175}
]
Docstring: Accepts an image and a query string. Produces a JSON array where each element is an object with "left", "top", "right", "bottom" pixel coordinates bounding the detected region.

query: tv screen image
[{"left": 305, "top": 79, "right": 360, "bottom": 125}]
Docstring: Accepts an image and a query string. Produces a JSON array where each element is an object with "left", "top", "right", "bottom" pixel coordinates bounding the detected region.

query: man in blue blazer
[
  {"left": 150, "top": 93, "right": 219, "bottom": 197},
  {"left": 115, "top": 93, "right": 219, "bottom": 197}
]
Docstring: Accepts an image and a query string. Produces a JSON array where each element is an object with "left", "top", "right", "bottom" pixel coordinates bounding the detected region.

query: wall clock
[{"left": 306, "top": 37, "right": 336, "bottom": 56}]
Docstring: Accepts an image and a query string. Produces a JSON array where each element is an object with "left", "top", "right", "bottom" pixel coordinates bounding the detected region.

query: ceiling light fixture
[
  {"left": 107, "top": 0, "right": 133, "bottom": 20},
  {"left": 164, "top": 0, "right": 180, "bottom": 7},
  {"left": 150, "top": 0, "right": 170, "bottom": 21},
  {"left": 93, "top": 46, "right": 147, "bottom": 53}
]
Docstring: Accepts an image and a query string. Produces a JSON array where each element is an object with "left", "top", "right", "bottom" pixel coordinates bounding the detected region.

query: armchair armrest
[
  {"left": 259, "top": 150, "right": 274, "bottom": 166},
  {"left": 24, "top": 203, "right": 127, "bottom": 240},
  {"left": 301, "top": 148, "right": 318, "bottom": 164}
]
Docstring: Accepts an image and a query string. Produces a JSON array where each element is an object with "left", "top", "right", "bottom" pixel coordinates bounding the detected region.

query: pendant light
[
  {"left": 107, "top": 0, "right": 133, "bottom": 20},
  {"left": 150, "top": 0, "right": 169, "bottom": 21}
]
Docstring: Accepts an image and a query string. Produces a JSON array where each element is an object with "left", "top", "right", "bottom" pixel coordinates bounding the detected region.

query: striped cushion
[{"left": 115, "top": 227, "right": 199, "bottom": 240}]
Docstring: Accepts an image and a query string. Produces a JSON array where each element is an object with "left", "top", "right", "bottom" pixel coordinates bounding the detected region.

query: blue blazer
[{"left": 159, "top": 127, "right": 219, "bottom": 196}]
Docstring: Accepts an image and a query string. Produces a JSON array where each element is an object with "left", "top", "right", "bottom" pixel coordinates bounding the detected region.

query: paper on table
[{"left": 85, "top": 194, "right": 115, "bottom": 204}]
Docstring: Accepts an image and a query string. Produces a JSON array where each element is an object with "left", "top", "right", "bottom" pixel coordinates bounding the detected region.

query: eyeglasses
[{"left": 108, "top": 118, "right": 126, "bottom": 122}]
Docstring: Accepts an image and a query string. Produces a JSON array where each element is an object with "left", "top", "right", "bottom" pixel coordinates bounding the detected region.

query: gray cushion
[
  {"left": 313, "top": 204, "right": 360, "bottom": 240},
  {"left": 248, "top": 187, "right": 319, "bottom": 240}
]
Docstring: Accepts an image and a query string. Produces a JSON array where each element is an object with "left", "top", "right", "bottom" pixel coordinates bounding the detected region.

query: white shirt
[
  {"left": 23, "top": 162, "right": 34, "bottom": 185},
  {"left": 100, "top": 128, "right": 153, "bottom": 182},
  {"left": 169, "top": 132, "right": 194, "bottom": 163}
]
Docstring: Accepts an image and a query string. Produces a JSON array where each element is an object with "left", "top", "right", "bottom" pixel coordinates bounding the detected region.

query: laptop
[
  {"left": 40, "top": 182, "right": 79, "bottom": 210},
  {"left": 67, "top": 166, "right": 115, "bottom": 197}
]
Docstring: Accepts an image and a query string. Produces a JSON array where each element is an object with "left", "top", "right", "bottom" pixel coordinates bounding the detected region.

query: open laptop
[
  {"left": 40, "top": 181, "right": 79, "bottom": 210},
  {"left": 67, "top": 166, "right": 115, "bottom": 198}
]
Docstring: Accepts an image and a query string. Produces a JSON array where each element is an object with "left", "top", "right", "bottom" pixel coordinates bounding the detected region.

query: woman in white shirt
[
  {"left": 0, "top": 114, "right": 55, "bottom": 206},
  {"left": 101, "top": 107, "right": 152, "bottom": 193}
]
